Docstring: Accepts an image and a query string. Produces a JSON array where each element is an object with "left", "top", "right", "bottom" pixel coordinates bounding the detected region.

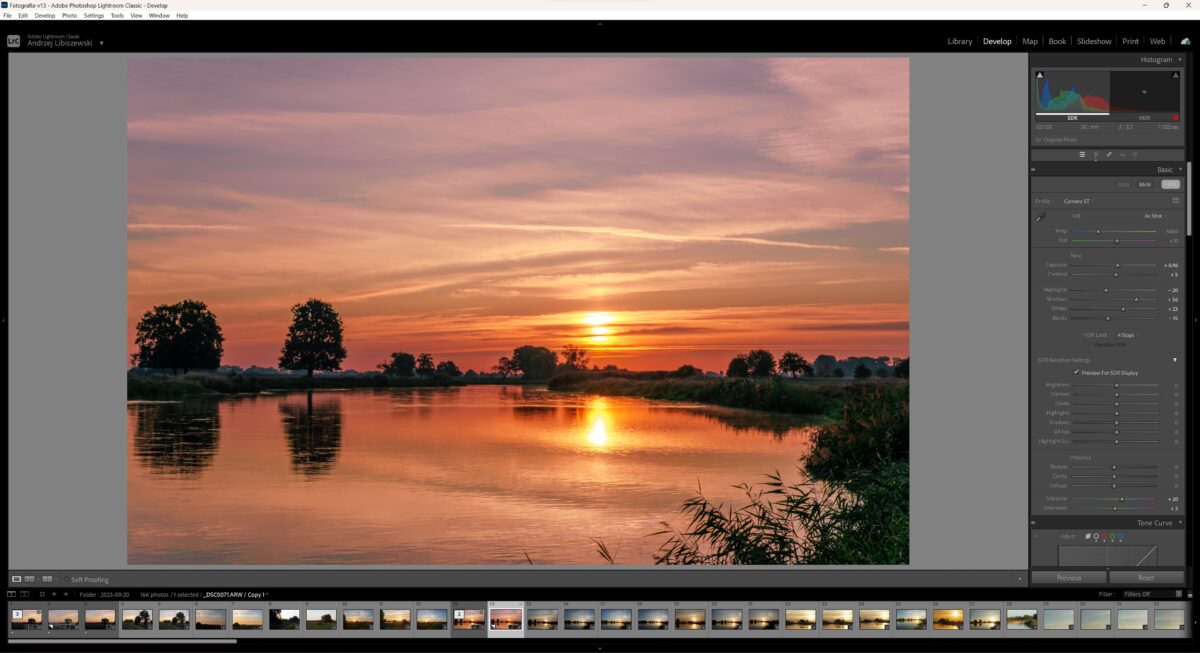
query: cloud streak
[{"left": 446, "top": 223, "right": 851, "bottom": 250}]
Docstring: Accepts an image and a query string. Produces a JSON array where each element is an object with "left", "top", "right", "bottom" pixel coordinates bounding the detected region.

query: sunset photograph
[
  {"left": 160, "top": 609, "right": 191, "bottom": 631},
  {"left": 933, "top": 609, "right": 964, "bottom": 631},
  {"left": 785, "top": 609, "right": 816, "bottom": 630},
  {"left": 969, "top": 609, "right": 1001, "bottom": 631},
  {"left": 121, "top": 609, "right": 153, "bottom": 631},
  {"left": 85, "top": 610, "right": 116, "bottom": 631},
  {"left": 48, "top": 610, "right": 80, "bottom": 631},
  {"left": 859, "top": 609, "right": 891, "bottom": 630},
  {"left": 11, "top": 610, "right": 42, "bottom": 631},
  {"left": 125, "top": 56, "right": 910, "bottom": 566},
  {"left": 306, "top": 609, "right": 337, "bottom": 631},
  {"left": 748, "top": 609, "right": 780, "bottom": 630},
  {"left": 232, "top": 609, "right": 264, "bottom": 631},
  {"left": 527, "top": 609, "right": 559, "bottom": 631},
  {"left": 600, "top": 609, "right": 633, "bottom": 631},
  {"left": 821, "top": 609, "right": 853, "bottom": 631},
  {"left": 415, "top": 609, "right": 447, "bottom": 631},
  {"left": 714, "top": 609, "right": 746, "bottom": 630},
  {"left": 343, "top": 609, "right": 375, "bottom": 630},
  {"left": 490, "top": 609, "right": 524, "bottom": 631},
  {"left": 564, "top": 609, "right": 596, "bottom": 630},
  {"left": 195, "top": 609, "right": 227, "bottom": 631},
  {"left": 895, "top": 609, "right": 927, "bottom": 630},
  {"left": 454, "top": 610, "right": 485, "bottom": 631},
  {"left": 637, "top": 609, "right": 669, "bottom": 631},
  {"left": 381, "top": 610, "right": 411, "bottom": 631},
  {"left": 675, "top": 609, "right": 706, "bottom": 631}
]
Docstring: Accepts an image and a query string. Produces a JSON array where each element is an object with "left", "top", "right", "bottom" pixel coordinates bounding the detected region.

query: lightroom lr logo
[{"left": 6, "top": 35, "right": 19, "bottom": 48}]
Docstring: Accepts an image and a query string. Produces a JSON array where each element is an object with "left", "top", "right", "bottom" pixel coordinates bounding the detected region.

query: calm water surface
[{"left": 127, "top": 385, "right": 817, "bottom": 564}]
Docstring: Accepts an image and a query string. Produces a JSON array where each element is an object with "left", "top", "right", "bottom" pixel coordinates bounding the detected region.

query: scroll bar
[{"left": 1189, "top": 162, "right": 1192, "bottom": 236}]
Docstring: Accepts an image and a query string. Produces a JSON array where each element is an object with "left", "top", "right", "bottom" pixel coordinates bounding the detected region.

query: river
[{"left": 127, "top": 384, "right": 818, "bottom": 564}]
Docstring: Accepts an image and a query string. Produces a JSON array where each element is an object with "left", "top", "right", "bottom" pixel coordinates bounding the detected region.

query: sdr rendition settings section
[{"left": 1028, "top": 53, "right": 1188, "bottom": 588}]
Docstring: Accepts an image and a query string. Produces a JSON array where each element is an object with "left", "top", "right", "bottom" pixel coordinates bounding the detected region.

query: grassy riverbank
[
  {"left": 127, "top": 371, "right": 466, "bottom": 400},
  {"left": 567, "top": 376, "right": 910, "bottom": 565},
  {"left": 547, "top": 371, "right": 895, "bottom": 420}
]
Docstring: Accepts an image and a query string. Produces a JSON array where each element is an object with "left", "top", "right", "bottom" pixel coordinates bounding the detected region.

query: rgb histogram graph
[
  {"left": 1034, "top": 70, "right": 1180, "bottom": 120},
  {"left": 1035, "top": 71, "right": 1111, "bottom": 116}
]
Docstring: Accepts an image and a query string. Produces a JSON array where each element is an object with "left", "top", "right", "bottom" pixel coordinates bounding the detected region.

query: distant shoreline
[
  {"left": 125, "top": 370, "right": 899, "bottom": 410},
  {"left": 547, "top": 372, "right": 901, "bottom": 419},
  {"left": 125, "top": 371, "right": 546, "bottom": 401}
]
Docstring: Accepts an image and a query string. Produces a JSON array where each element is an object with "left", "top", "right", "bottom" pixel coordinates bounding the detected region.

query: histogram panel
[{"left": 1034, "top": 70, "right": 1111, "bottom": 115}]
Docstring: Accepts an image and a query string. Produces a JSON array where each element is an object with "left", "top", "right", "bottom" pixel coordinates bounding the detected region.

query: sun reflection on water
[{"left": 585, "top": 398, "right": 609, "bottom": 448}]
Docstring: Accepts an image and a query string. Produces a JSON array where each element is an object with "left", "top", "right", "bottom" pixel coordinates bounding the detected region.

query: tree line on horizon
[
  {"left": 131, "top": 298, "right": 908, "bottom": 381},
  {"left": 725, "top": 349, "right": 909, "bottom": 380}
]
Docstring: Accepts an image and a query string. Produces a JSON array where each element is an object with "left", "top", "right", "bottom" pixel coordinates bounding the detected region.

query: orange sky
[
  {"left": 85, "top": 611, "right": 115, "bottom": 624},
  {"left": 128, "top": 57, "right": 908, "bottom": 373}
]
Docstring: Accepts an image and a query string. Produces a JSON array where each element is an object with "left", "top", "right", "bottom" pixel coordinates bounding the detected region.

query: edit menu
[{"left": 1028, "top": 52, "right": 1189, "bottom": 589}]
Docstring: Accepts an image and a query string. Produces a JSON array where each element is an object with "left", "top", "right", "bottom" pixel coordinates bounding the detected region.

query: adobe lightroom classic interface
[{"left": 4, "top": 20, "right": 1194, "bottom": 652}]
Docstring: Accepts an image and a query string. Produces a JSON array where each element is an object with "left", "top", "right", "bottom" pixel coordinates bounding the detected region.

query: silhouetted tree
[
  {"left": 511, "top": 345, "right": 558, "bottom": 379},
  {"left": 671, "top": 364, "right": 702, "bottom": 378},
  {"left": 727, "top": 354, "right": 750, "bottom": 378},
  {"left": 745, "top": 349, "right": 776, "bottom": 377},
  {"left": 278, "top": 299, "right": 347, "bottom": 377},
  {"left": 832, "top": 367, "right": 845, "bottom": 378},
  {"left": 779, "top": 351, "right": 813, "bottom": 378},
  {"left": 894, "top": 357, "right": 910, "bottom": 379},
  {"left": 415, "top": 353, "right": 436, "bottom": 377},
  {"left": 132, "top": 299, "right": 224, "bottom": 374},
  {"left": 435, "top": 360, "right": 462, "bottom": 377},
  {"left": 560, "top": 344, "right": 591, "bottom": 371},
  {"left": 377, "top": 351, "right": 416, "bottom": 377},
  {"left": 854, "top": 362, "right": 872, "bottom": 378},
  {"left": 492, "top": 356, "right": 517, "bottom": 379},
  {"left": 814, "top": 354, "right": 837, "bottom": 377}
]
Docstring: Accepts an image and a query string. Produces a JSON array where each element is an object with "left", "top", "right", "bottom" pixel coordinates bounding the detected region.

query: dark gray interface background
[{"left": 8, "top": 53, "right": 1028, "bottom": 585}]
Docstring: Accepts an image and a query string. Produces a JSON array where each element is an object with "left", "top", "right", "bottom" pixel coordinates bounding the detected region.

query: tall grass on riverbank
[
  {"left": 642, "top": 382, "right": 909, "bottom": 565},
  {"left": 548, "top": 372, "right": 890, "bottom": 419},
  {"left": 128, "top": 371, "right": 464, "bottom": 400}
]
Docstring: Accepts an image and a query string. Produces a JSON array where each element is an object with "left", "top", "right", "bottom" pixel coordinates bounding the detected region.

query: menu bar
[{"left": 0, "top": 0, "right": 1197, "bottom": 21}]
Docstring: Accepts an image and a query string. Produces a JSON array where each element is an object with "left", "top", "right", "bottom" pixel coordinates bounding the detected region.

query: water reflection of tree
[
  {"left": 279, "top": 392, "right": 343, "bottom": 476},
  {"left": 680, "top": 408, "right": 813, "bottom": 439},
  {"left": 132, "top": 401, "right": 221, "bottom": 475}
]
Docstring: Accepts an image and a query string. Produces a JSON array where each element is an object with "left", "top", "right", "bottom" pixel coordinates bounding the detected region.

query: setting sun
[
  {"left": 585, "top": 314, "right": 616, "bottom": 345},
  {"left": 583, "top": 312, "right": 614, "bottom": 326}
]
